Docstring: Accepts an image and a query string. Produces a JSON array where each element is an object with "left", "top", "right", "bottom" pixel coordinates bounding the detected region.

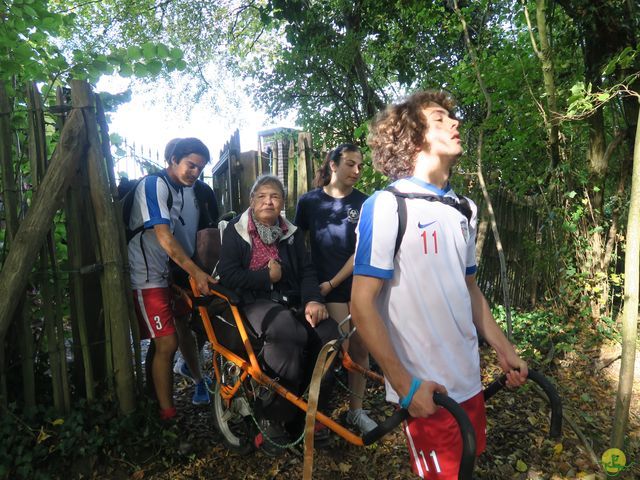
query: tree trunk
[
  {"left": 69, "top": 80, "right": 135, "bottom": 415},
  {"left": 0, "top": 84, "right": 18, "bottom": 239},
  {"left": 343, "top": 1, "right": 385, "bottom": 118},
  {"left": 454, "top": 0, "right": 512, "bottom": 337},
  {"left": 0, "top": 106, "right": 87, "bottom": 344},
  {"left": 555, "top": 0, "right": 635, "bottom": 320},
  {"left": 0, "top": 82, "right": 19, "bottom": 407},
  {"left": 524, "top": 0, "right": 561, "bottom": 169},
  {"left": 611, "top": 101, "right": 640, "bottom": 449}
]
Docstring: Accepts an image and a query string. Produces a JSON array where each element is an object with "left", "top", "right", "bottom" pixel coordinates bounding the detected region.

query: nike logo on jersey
[{"left": 418, "top": 220, "right": 437, "bottom": 229}]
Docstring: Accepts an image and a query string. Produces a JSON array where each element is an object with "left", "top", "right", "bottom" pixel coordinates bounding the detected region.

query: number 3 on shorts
[{"left": 153, "top": 315, "right": 162, "bottom": 330}]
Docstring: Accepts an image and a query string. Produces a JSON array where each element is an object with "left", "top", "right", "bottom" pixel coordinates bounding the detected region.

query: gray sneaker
[{"left": 346, "top": 408, "right": 377, "bottom": 434}]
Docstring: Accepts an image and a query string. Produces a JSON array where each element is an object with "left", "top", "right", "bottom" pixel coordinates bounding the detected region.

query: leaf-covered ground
[{"left": 106, "top": 340, "right": 639, "bottom": 480}]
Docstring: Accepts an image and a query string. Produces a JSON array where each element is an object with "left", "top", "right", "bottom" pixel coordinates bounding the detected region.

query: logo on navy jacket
[{"left": 347, "top": 208, "right": 360, "bottom": 224}]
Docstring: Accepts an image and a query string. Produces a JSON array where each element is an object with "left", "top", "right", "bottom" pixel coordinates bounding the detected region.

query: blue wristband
[{"left": 399, "top": 377, "right": 422, "bottom": 409}]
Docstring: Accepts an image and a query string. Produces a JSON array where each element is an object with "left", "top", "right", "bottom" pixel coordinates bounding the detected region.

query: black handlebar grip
[
  {"left": 433, "top": 392, "right": 476, "bottom": 480},
  {"left": 191, "top": 284, "right": 241, "bottom": 305},
  {"left": 483, "top": 368, "right": 562, "bottom": 439},
  {"left": 362, "top": 392, "right": 476, "bottom": 480},
  {"left": 361, "top": 408, "right": 409, "bottom": 446}
]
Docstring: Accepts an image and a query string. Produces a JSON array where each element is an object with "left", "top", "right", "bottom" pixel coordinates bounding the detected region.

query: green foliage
[
  {"left": 0, "top": 399, "right": 186, "bottom": 479},
  {"left": 492, "top": 306, "right": 582, "bottom": 361},
  {"left": 1, "top": 0, "right": 186, "bottom": 88},
  {"left": 0, "top": 0, "right": 70, "bottom": 84}
]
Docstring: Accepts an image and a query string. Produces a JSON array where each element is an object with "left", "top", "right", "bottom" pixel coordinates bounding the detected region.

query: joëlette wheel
[{"left": 211, "top": 381, "right": 256, "bottom": 454}]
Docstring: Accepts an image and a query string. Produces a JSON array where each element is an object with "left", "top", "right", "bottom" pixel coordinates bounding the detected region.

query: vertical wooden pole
[
  {"left": 58, "top": 87, "right": 95, "bottom": 402},
  {"left": 297, "top": 132, "right": 313, "bottom": 200},
  {"left": 287, "top": 140, "right": 296, "bottom": 217},
  {"left": 70, "top": 80, "right": 135, "bottom": 414},
  {"left": 0, "top": 83, "right": 17, "bottom": 407},
  {"left": 0, "top": 108, "right": 87, "bottom": 344},
  {"left": 27, "top": 83, "right": 69, "bottom": 412},
  {"left": 95, "top": 93, "right": 143, "bottom": 394}
]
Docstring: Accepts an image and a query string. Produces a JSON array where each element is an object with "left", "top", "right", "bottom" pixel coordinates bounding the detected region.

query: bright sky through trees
[{"left": 96, "top": 74, "right": 297, "bottom": 179}]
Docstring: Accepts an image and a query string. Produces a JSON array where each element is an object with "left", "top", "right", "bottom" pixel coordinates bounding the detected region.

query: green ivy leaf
[
  {"left": 23, "top": 5, "right": 38, "bottom": 18},
  {"left": 145, "top": 59, "right": 162, "bottom": 75},
  {"left": 126, "top": 46, "right": 143, "bottom": 60},
  {"left": 169, "top": 47, "right": 183, "bottom": 60},
  {"left": 133, "top": 62, "right": 148, "bottom": 76},
  {"left": 141, "top": 42, "right": 157, "bottom": 60},
  {"left": 110, "top": 133, "right": 123, "bottom": 146},
  {"left": 157, "top": 43, "right": 170, "bottom": 58},
  {"left": 119, "top": 62, "right": 133, "bottom": 77}
]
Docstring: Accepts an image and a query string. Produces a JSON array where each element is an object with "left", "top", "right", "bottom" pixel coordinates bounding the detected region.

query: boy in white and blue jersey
[
  {"left": 128, "top": 137, "right": 216, "bottom": 420},
  {"left": 351, "top": 91, "right": 527, "bottom": 479},
  {"left": 163, "top": 137, "right": 219, "bottom": 407}
]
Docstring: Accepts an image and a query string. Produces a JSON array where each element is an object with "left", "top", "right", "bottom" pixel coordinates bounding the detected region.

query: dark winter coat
[{"left": 217, "top": 209, "right": 324, "bottom": 308}]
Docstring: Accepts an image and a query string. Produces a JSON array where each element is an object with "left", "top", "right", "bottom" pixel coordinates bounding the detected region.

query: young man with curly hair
[{"left": 351, "top": 91, "right": 527, "bottom": 479}]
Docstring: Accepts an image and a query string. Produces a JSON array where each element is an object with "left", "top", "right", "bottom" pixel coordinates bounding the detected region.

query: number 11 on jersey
[{"left": 421, "top": 230, "right": 438, "bottom": 254}]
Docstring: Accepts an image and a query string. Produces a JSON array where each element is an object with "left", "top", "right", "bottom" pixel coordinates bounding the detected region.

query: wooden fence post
[
  {"left": 27, "top": 82, "right": 71, "bottom": 412},
  {"left": 95, "top": 93, "right": 143, "bottom": 395},
  {"left": 287, "top": 140, "right": 296, "bottom": 217},
  {"left": 0, "top": 108, "right": 87, "bottom": 344},
  {"left": 297, "top": 132, "right": 313, "bottom": 201},
  {"left": 70, "top": 80, "right": 135, "bottom": 415}
]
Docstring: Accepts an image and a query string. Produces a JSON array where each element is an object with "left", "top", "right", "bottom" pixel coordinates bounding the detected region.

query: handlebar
[
  {"left": 361, "top": 369, "right": 562, "bottom": 480},
  {"left": 362, "top": 392, "right": 477, "bottom": 480},
  {"left": 190, "top": 283, "right": 241, "bottom": 306},
  {"left": 483, "top": 368, "right": 562, "bottom": 438}
]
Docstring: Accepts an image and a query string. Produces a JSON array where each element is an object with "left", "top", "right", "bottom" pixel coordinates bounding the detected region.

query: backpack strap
[
  {"left": 385, "top": 186, "right": 473, "bottom": 258},
  {"left": 386, "top": 187, "right": 408, "bottom": 258},
  {"left": 124, "top": 173, "right": 173, "bottom": 243},
  {"left": 122, "top": 173, "right": 175, "bottom": 283},
  {"left": 194, "top": 180, "right": 218, "bottom": 229}
]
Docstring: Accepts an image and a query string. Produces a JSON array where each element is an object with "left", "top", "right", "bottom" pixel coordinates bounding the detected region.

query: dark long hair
[
  {"left": 171, "top": 137, "right": 211, "bottom": 165},
  {"left": 164, "top": 137, "right": 182, "bottom": 163},
  {"left": 313, "top": 143, "right": 360, "bottom": 188}
]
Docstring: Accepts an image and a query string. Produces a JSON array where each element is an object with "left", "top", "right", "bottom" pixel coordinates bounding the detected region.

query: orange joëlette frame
[{"left": 183, "top": 279, "right": 383, "bottom": 446}]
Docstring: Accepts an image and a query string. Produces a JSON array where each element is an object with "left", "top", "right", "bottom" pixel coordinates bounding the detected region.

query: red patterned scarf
[{"left": 248, "top": 211, "right": 287, "bottom": 271}]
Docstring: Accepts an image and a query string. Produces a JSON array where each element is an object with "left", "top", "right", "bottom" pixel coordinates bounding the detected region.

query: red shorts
[
  {"left": 132, "top": 288, "right": 176, "bottom": 339},
  {"left": 403, "top": 391, "right": 486, "bottom": 479}
]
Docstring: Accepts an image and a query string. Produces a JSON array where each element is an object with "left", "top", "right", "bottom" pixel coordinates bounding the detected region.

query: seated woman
[{"left": 217, "top": 174, "right": 338, "bottom": 452}]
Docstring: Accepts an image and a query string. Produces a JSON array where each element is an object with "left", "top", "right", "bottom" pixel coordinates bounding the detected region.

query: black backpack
[
  {"left": 386, "top": 186, "right": 472, "bottom": 257},
  {"left": 119, "top": 172, "right": 173, "bottom": 243}
]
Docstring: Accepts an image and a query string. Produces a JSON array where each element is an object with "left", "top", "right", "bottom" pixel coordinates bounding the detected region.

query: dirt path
[{"left": 135, "top": 341, "right": 639, "bottom": 480}]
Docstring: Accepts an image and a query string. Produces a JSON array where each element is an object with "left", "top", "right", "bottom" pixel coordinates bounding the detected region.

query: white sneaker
[
  {"left": 173, "top": 358, "right": 195, "bottom": 382},
  {"left": 346, "top": 408, "right": 377, "bottom": 434}
]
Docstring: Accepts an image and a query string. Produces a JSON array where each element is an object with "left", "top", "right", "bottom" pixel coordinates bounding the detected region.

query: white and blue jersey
[
  {"left": 354, "top": 177, "right": 482, "bottom": 404},
  {"left": 128, "top": 173, "right": 184, "bottom": 289}
]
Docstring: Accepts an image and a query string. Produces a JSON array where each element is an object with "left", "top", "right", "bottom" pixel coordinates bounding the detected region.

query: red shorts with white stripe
[
  {"left": 132, "top": 287, "right": 176, "bottom": 339},
  {"left": 403, "top": 391, "right": 486, "bottom": 479}
]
